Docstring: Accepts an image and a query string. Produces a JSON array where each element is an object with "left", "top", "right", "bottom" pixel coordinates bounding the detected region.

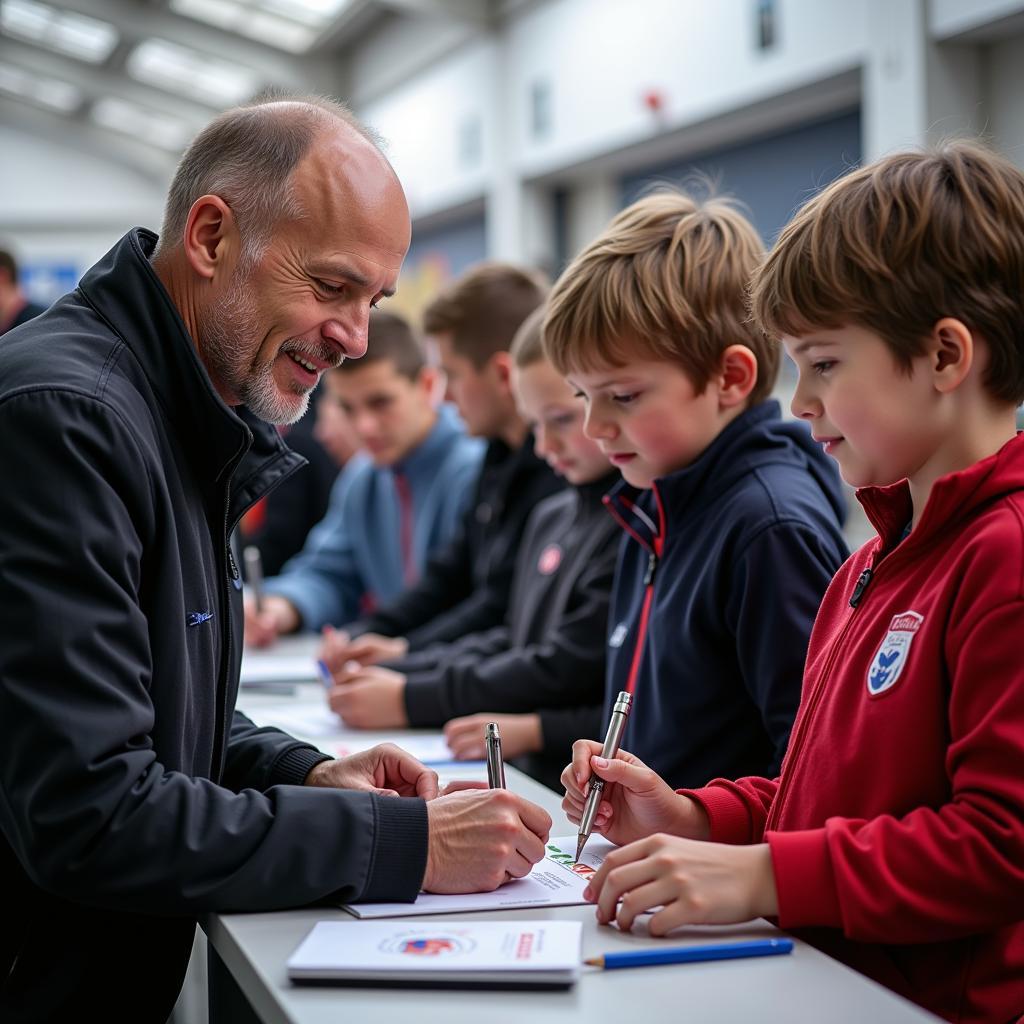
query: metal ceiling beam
[
  {"left": 0, "top": 96, "right": 177, "bottom": 185},
  {"left": 50, "top": 0, "right": 342, "bottom": 92},
  {"left": 375, "top": 0, "right": 493, "bottom": 26},
  {"left": 0, "top": 41, "right": 221, "bottom": 125}
]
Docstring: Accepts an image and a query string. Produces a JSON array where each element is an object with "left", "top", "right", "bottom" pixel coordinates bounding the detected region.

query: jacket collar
[
  {"left": 857, "top": 431, "right": 1024, "bottom": 553},
  {"left": 603, "top": 401, "right": 790, "bottom": 553},
  {"left": 392, "top": 403, "right": 466, "bottom": 479},
  {"left": 76, "top": 229, "right": 304, "bottom": 521}
]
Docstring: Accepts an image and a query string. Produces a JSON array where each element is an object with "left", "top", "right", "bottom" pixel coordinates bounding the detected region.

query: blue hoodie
[
  {"left": 604, "top": 399, "right": 848, "bottom": 789},
  {"left": 265, "top": 404, "right": 484, "bottom": 630}
]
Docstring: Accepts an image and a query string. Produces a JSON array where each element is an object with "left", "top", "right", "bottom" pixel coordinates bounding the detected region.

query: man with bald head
[{"left": 0, "top": 98, "right": 551, "bottom": 1021}]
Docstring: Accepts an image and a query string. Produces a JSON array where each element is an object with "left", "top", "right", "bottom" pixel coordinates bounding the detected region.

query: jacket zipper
[
  {"left": 624, "top": 550, "right": 659, "bottom": 695},
  {"left": 764, "top": 558, "right": 878, "bottom": 831},
  {"left": 620, "top": 482, "right": 666, "bottom": 697}
]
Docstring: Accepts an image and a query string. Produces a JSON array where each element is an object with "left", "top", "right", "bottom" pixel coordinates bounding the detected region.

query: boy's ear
[
  {"left": 929, "top": 318, "right": 974, "bottom": 394},
  {"left": 183, "top": 194, "right": 239, "bottom": 282},
  {"left": 715, "top": 344, "right": 759, "bottom": 409},
  {"left": 416, "top": 364, "right": 439, "bottom": 399},
  {"left": 489, "top": 350, "right": 515, "bottom": 392}
]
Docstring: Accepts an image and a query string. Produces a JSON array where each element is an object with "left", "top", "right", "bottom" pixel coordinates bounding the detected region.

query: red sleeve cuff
[
  {"left": 767, "top": 828, "right": 843, "bottom": 929},
  {"left": 678, "top": 783, "right": 756, "bottom": 845}
]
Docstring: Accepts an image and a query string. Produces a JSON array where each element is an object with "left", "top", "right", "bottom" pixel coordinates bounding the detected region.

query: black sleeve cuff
[
  {"left": 269, "top": 745, "right": 333, "bottom": 786},
  {"left": 403, "top": 675, "right": 447, "bottom": 728},
  {"left": 359, "top": 794, "right": 429, "bottom": 902}
]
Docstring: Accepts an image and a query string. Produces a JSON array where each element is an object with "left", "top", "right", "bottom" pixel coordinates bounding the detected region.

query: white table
[{"left": 203, "top": 649, "right": 940, "bottom": 1024}]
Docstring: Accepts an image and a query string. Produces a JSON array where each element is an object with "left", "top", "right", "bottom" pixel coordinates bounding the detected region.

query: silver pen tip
[{"left": 575, "top": 835, "right": 586, "bottom": 863}]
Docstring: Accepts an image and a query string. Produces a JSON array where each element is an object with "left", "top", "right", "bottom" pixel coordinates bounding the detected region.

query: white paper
[
  {"left": 342, "top": 835, "right": 614, "bottom": 918},
  {"left": 239, "top": 652, "right": 319, "bottom": 686},
  {"left": 287, "top": 919, "right": 582, "bottom": 984}
]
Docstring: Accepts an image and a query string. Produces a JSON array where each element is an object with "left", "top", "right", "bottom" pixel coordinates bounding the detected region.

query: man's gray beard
[{"left": 197, "top": 270, "right": 311, "bottom": 426}]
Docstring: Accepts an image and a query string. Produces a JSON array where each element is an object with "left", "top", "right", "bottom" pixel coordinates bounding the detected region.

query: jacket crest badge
[{"left": 867, "top": 610, "right": 923, "bottom": 696}]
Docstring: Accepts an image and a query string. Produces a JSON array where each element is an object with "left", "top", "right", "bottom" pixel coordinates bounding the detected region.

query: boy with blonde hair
[
  {"left": 545, "top": 191, "right": 847, "bottom": 788},
  {"left": 568, "top": 142, "right": 1024, "bottom": 1023}
]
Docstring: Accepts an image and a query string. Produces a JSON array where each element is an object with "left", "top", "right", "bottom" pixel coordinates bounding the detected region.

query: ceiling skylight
[
  {"left": 127, "top": 39, "right": 259, "bottom": 106},
  {"left": 0, "top": 65, "right": 83, "bottom": 112},
  {"left": 91, "top": 97, "right": 195, "bottom": 151},
  {"left": 1, "top": 0, "right": 118, "bottom": 64},
  {"left": 169, "top": 0, "right": 352, "bottom": 53}
]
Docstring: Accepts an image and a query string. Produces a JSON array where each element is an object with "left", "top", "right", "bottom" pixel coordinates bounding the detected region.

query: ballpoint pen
[
  {"left": 243, "top": 545, "right": 264, "bottom": 613},
  {"left": 576, "top": 690, "right": 632, "bottom": 862},
  {"left": 485, "top": 722, "right": 506, "bottom": 789},
  {"left": 584, "top": 938, "right": 794, "bottom": 969},
  {"left": 316, "top": 659, "right": 334, "bottom": 690}
]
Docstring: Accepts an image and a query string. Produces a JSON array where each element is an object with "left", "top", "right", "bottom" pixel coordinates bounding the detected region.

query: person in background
[
  {"left": 0, "top": 248, "right": 47, "bottom": 336},
  {"left": 566, "top": 141, "right": 1024, "bottom": 1024},
  {"left": 244, "top": 309, "right": 484, "bottom": 645},
  {"left": 543, "top": 190, "right": 848, "bottom": 789},
  {"left": 326, "top": 306, "right": 620, "bottom": 790},
  {"left": 319, "top": 262, "right": 562, "bottom": 669}
]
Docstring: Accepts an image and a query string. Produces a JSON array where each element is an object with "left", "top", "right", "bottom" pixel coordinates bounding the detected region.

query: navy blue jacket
[{"left": 604, "top": 400, "right": 848, "bottom": 789}]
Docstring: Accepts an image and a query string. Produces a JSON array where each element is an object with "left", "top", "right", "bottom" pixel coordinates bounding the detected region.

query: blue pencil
[
  {"left": 316, "top": 659, "right": 334, "bottom": 690},
  {"left": 584, "top": 938, "right": 794, "bottom": 969}
]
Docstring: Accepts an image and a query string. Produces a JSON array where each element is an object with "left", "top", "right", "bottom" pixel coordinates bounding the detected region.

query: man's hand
[
  {"left": 326, "top": 664, "right": 409, "bottom": 729},
  {"left": 319, "top": 625, "right": 409, "bottom": 669},
  {"left": 423, "top": 789, "right": 552, "bottom": 893},
  {"left": 304, "top": 743, "right": 439, "bottom": 799},
  {"left": 243, "top": 594, "right": 300, "bottom": 648},
  {"left": 444, "top": 713, "right": 542, "bottom": 760},
  {"left": 561, "top": 739, "right": 710, "bottom": 847},
  {"left": 584, "top": 834, "right": 778, "bottom": 935}
]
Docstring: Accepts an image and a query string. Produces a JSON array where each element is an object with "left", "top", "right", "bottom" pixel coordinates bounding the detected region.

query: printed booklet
[{"left": 287, "top": 919, "right": 582, "bottom": 989}]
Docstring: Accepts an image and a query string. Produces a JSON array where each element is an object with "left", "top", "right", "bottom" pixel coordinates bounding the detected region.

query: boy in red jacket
[{"left": 563, "top": 141, "right": 1024, "bottom": 1023}]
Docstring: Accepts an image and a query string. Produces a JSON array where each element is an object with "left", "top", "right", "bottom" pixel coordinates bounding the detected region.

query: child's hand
[
  {"left": 561, "top": 740, "right": 710, "bottom": 847},
  {"left": 584, "top": 834, "right": 778, "bottom": 935},
  {"left": 444, "top": 713, "right": 542, "bottom": 760}
]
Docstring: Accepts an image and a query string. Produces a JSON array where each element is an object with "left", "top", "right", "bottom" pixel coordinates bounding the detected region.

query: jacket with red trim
[
  {"left": 686, "top": 432, "right": 1024, "bottom": 1024},
  {"left": 603, "top": 399, "right": 847, "bottom": 788}
]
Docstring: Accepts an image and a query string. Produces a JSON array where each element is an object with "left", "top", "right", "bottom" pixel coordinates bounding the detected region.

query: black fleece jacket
[{"left": 0, "top": 230, "right": 427, "bottom": 1023}]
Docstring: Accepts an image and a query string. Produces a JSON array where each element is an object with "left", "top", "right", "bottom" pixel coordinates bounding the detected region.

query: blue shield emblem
[{"left": 867, "top": 611, "right": 923, "bottom": 696}]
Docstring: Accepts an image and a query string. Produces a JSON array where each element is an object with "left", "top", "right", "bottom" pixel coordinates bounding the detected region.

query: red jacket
[{"left": 686, "top": 433, "right": 1024, "bottom": 1023}]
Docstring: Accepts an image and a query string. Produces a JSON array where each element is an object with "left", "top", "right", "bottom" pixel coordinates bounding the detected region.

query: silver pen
[
  {"left": 243, "top": 545, "right": 264, "bottom": 613},
  {"left": 576, "top": 691, "right": 633, "bottom": 862},
  {"left": 485, "top": 722, "right": 506, "bottom": 789}
]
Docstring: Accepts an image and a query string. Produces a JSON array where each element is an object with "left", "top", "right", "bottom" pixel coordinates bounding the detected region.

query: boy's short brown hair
[
  {"left": 422, "top": 262, "right": 548, "bottom": 368},
  {"left": 751, "top": 140, "right": 1024, "bottom": 405},
  {"left": 335, "top": 309, "right": 424, "bottom": 380},
  {"left": 509, "top": 306, "right": 548, "bottom": 370},
  {"left": 543, "top": 190, "right": 776, "bottom": 403}
]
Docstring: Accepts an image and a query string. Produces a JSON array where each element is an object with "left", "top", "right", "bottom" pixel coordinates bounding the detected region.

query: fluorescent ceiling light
[
  {"left": 1, "top": 0, "right": 118, "bottom": 63},
  {"left": 127, "top": 38, "right": 259, "bottom": 105},
  {"left": 92, "top": 96, "right": 194, "bottom": 151},
  {"left": 0, "top": 65, "right": 83, "bottom": 112},
  {"left": 170, "top": 0, "right": 350, "bottom": 52}
]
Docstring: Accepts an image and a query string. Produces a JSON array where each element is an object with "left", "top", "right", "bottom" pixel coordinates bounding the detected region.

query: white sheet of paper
[
  {"left": 287, "top": 919, "right": 582, "bottom": 985},
  {"left": 243, "top": 703, "right": 473, "bottom": 766},
  {"left": 342, "top": 835, "right": 615, "bottom": 918},
  {"left": 239, "top": 652, "right": 319, "bottom": 686}
]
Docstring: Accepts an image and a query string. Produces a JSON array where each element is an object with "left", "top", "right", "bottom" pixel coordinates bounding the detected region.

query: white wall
[
  {"left": 0, "top": 124, "right": 165, "bottom": 271},
  {"left": 988, "top": 33, "right": 1024, "bottom": 165},
  {"left": 506, "top": 0, "right": 866, "bottom": 178},
  {"left": 361, "top": 40, "right": 499, "bottom": 221}
]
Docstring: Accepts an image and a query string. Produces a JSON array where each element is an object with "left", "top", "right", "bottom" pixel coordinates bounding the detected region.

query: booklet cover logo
[
  {"left": 381, "top": 931, "right": 475, "bottom": 957},
  {"left": 867, "top": 610, "right": 923, "bottom": 696}
]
